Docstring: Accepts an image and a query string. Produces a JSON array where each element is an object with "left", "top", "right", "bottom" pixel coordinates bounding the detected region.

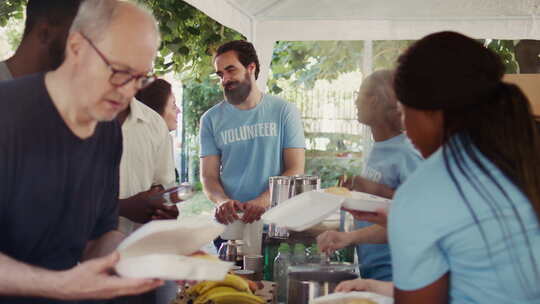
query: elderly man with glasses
[{"left": 0, "top": 0, "right": 165, "bottom": 303}]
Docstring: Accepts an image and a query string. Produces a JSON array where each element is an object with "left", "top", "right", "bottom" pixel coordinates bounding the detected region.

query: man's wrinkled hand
[{"left": 56, "top": 252, "right": 163, "bottom": 300}]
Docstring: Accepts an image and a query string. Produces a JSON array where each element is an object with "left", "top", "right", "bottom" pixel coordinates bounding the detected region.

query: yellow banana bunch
[
  {"left": 187, "top": 274, "right": 252, "bottom": 297},
  {"left": 194, "top": 286, "right": 238, "bottom": 304},
  {"left": 185, "top": 281, "right": 207, "bottom": 296},
  {"left": 202, "top": 290, "right": 264, "bottom": 304},
  {"left": 183, "top": 274, "right": 264, "bottom": 304},
  {"left": 220, "top": 274, "right": 252, "bottom": 294}
]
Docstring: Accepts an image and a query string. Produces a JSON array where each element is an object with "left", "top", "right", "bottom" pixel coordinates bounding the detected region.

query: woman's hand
[
  {"left": 316, "top": 230, "right": 352, "bottom": 254},
  {"left": 343, "top": 207, "right": 389, "bottom": 227},
  {"left": 335, "top": 278, "right": 394, "bottom": 297}
]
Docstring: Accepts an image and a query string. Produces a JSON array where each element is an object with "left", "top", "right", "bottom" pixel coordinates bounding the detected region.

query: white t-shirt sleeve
[
  {"left": 389, "top": 189, "right": 450, "bottom": 291},
  {"left": 153, "top": 119, "right": 176, "bottom": 187}
]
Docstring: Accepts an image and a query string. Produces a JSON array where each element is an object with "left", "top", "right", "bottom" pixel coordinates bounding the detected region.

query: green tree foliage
[
  {"left": 268, "top": 40, "right": 415, "bottom": 94},
  {"left": 0, "top": 0, "right": 26, "bottom": 27},
  {"left": 182, "top": 76, "right": 222, "bottom": 135},
  {"left": 141, "top": 1, "right": 243, "bottom": 136},
  {"left": 142, "top": 0, "right": 244, "bottom": 81},
  {"left": 485, "top": 39, "right": 518, "bottom": 73},
  {"left": 269, "top": 41, "right": 364, "bottom": 94}
]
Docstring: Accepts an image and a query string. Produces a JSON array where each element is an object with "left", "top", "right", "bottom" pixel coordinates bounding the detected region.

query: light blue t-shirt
[
  {"left": 355, "top": 133, "right": 422, "bottom": 281},
  {"left": 199, "top": 95, "right": 305, "bottom": 202},
  {"left": 389, "top": 135, "right": 540, "bottom": 303}
]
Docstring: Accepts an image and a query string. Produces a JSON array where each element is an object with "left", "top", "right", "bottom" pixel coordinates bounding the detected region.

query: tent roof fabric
[
  {"left": 184, "top": 0, "right": 540, "bottom": 40},
  {"left": 183, "top": 0, "right": 540, "bottom": 89},
  {"left": 239, "top": 0, "right": 536, "bottom": 21}
]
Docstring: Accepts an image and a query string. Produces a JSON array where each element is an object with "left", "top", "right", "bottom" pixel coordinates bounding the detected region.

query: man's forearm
[
  {"left": 0, "top": 252, "right": 65, "bottom": 299},
  {"left": 348, "top": 225, "right": 388, "bottom": 244},
  {"left": 248, "top": 190, "right": 270, "bottom": 208},
  {"left": 202, "top": 178, "right": 230, "bottom": 204},
  {"left": 83, "top": 230, "right": 125, "bottom": 261},
  {"left": 281, "top": 165, "right": 304, "bottom": 177}
]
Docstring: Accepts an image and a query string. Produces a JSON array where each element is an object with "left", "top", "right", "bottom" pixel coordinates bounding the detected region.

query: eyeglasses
[{"left": 80, "top": 33, "right": 156, "bottom": 90}]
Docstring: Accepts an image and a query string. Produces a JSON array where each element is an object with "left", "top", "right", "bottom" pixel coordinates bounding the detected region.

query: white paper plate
[
  {"left": 311, "top": 291, "right": 394, "bottom": 304},
  {"left": 341, "top": 191, "right": 391, "bottom": 212},
  {"left": 262, "top": 191, "right": 344, "bottom": 231},
  {"left": 115, "top": 254, "right": 232, "bottom": 281}
]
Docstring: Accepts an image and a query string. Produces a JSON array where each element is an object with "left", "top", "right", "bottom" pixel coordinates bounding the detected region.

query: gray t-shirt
[{"left": 0, "top": 61, "right": 13, "bottom": 81}]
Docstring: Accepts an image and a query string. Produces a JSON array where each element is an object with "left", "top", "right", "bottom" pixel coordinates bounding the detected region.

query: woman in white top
[
  {"left": 135, "top": 78, "right": 181, "bottom": 304},
  {"left": 136, "top": 78, "right": 181, "bottom": 182}
]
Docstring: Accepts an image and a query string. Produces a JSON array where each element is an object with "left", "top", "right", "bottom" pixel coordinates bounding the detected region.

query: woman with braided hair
[{"left": 336, "top": 31, "right": 540, "bottom": 303}]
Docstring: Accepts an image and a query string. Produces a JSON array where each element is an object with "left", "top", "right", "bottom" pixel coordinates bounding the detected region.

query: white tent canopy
[{"left": 183, "top": 0, "right": 540, "bottom": 89}]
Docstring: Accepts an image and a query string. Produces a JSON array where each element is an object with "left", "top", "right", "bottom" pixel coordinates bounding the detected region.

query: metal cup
[
  {"left": 287, "top": 265, "right": 357, "bottom": 304},
  {"left": 292, "top": 175, "right": 321, "bottom": 196},
  {"left": 268, "top": 176, "right": 293, "bottom": 239},
  {"left": 218, "top": 240, "right": 238, "bottom": 262},
  {"left": 243, "top": 255, "right": 264, "bottom": 281}
]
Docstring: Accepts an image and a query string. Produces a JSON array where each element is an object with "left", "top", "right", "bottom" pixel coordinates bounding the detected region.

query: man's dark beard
[{"left": 224, "top": 75, "right": 251, "bottom": 105}]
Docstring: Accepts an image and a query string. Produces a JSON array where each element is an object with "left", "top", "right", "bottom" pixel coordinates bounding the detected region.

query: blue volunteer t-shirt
[
  {"left": 355, "top": 133, "right": 422, "bottom": 281},
  {"left": 389, "top": 135, "right": 540, "bottom": 303},
  {"left": 199, "top": 95, "right": 305, "bottom": 202}
]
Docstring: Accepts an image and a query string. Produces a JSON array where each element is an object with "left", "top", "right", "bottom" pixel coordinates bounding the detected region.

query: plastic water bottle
[
  {"left": 308, "top": 243, "right": 322, "bottom": 264},
  {"left": 291, "top": 243, "right": 307, "bottom": 265},
  {"left": 273, "top": 243, "right": 291, "bottom": 304}
]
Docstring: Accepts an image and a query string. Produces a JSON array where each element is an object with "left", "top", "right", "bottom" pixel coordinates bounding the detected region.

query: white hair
[{"left": 70, "top": 0, "right": 160, "bottom": 45}]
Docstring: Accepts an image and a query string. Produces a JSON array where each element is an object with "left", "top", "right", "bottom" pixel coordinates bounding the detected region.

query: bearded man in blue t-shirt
[{"left": 199, "top": 41, "right": 306, "bottom": 238}]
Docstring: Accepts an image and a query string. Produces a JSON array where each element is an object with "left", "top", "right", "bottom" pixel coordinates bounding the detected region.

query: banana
[
  {"left": 185, "top": 274, "right": 252, "bottom": 300},
  {"left": 198, "top": 274, "right": 251, "bottom": 294},
  {"left": 187, "top": 281, "right": 217, "bottom": 296},
  {"left": 194, "top": 286, "right": 238, "bottom": 304},
  {"left": 204, "top": 290, "right": 265, "bottom": 304},
  {"left": 222, "top": 274, "right": 252, "bottom": 293},
  {"left": 197, "top": 281, "right": 222, "bottom": 295}
]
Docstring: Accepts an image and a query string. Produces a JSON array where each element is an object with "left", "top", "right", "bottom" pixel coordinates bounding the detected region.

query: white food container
[
  {"left": 311, "top": 291, "right": 393, "bottom": 304},
  {"left": 262, "top": 190, "right": 390, "bottom": 231},
  {"left": 115, "top": 217, "right": 232, "bottom": 281}
]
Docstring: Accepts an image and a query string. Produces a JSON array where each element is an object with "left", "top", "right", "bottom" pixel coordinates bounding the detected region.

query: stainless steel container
[
  {"left": 268, "top": 176, "right": 293, "bottom": 239},
  {"left": 287, "top": 264, "right": 357, "bottom": 304},
  {"left": 217, "top": 240, "right": 241, "bottom": 263},
  {"left": 292, "top": 175, "right": 321, "bottom": 196},
  {"left": 269, "top": 176, "right": 293, "bottom": 207},
  {"left": 268, "top": 175, "right": 321, "bottom": 239}
]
